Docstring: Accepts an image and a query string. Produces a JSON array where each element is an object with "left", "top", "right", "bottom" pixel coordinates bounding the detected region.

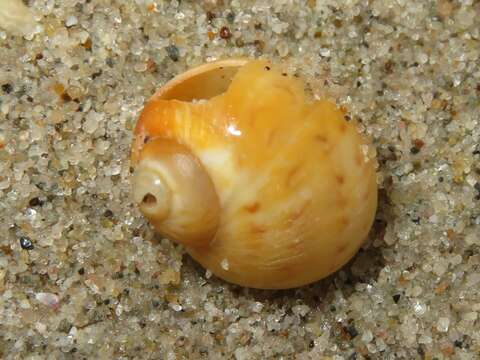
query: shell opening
[{"left": 151, "top": 58, "right": 249, "bottom": 102}]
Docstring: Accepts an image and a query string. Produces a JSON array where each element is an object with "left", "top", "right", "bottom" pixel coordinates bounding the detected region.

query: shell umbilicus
[{"left": 131, "top": 59, "right": 378, "bottom": 289}]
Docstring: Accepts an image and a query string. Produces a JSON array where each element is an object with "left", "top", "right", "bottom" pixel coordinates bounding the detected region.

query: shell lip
[
  {"left": 150, "top": 57, "right": 251, "bottom": 102},
  {"left": 131, "top": 58, "right": 252, "bottom": 164}
]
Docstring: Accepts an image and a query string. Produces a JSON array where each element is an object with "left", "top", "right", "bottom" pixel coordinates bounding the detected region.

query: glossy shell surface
[{"left": 132, "top": 59, "right": 378, "bottom": 289}]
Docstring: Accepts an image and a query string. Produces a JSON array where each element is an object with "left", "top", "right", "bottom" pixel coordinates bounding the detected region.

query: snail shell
[{"left": 131, "top": 59, "right": 378, "bottom": 289}]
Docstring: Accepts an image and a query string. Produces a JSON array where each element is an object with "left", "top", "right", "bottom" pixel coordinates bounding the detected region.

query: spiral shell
[{"left": 132, "top": 59, "right": 378, "bottom": 289}]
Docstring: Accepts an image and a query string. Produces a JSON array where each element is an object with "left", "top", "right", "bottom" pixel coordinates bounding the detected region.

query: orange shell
[{"left": 131, "top": 59, "right": 378, "bottom": 289}]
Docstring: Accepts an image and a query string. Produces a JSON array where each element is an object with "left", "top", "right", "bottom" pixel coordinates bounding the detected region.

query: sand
[{"left": 1, "top": 0, "right": 479, "bottom": 359}]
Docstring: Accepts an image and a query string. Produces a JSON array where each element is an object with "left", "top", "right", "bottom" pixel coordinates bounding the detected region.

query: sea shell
[{"left": 131, "top": 59, "right": 378, "bottom": 289}]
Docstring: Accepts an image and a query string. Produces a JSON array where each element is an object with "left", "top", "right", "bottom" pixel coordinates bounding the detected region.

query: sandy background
[{"left": 1, "top": 0, "right": 479, "bottom": 359}]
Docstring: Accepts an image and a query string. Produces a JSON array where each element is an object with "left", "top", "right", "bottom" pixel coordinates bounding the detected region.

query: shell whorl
[{"left": 132, "top": 138, "right": 220, "bottom": 248}]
